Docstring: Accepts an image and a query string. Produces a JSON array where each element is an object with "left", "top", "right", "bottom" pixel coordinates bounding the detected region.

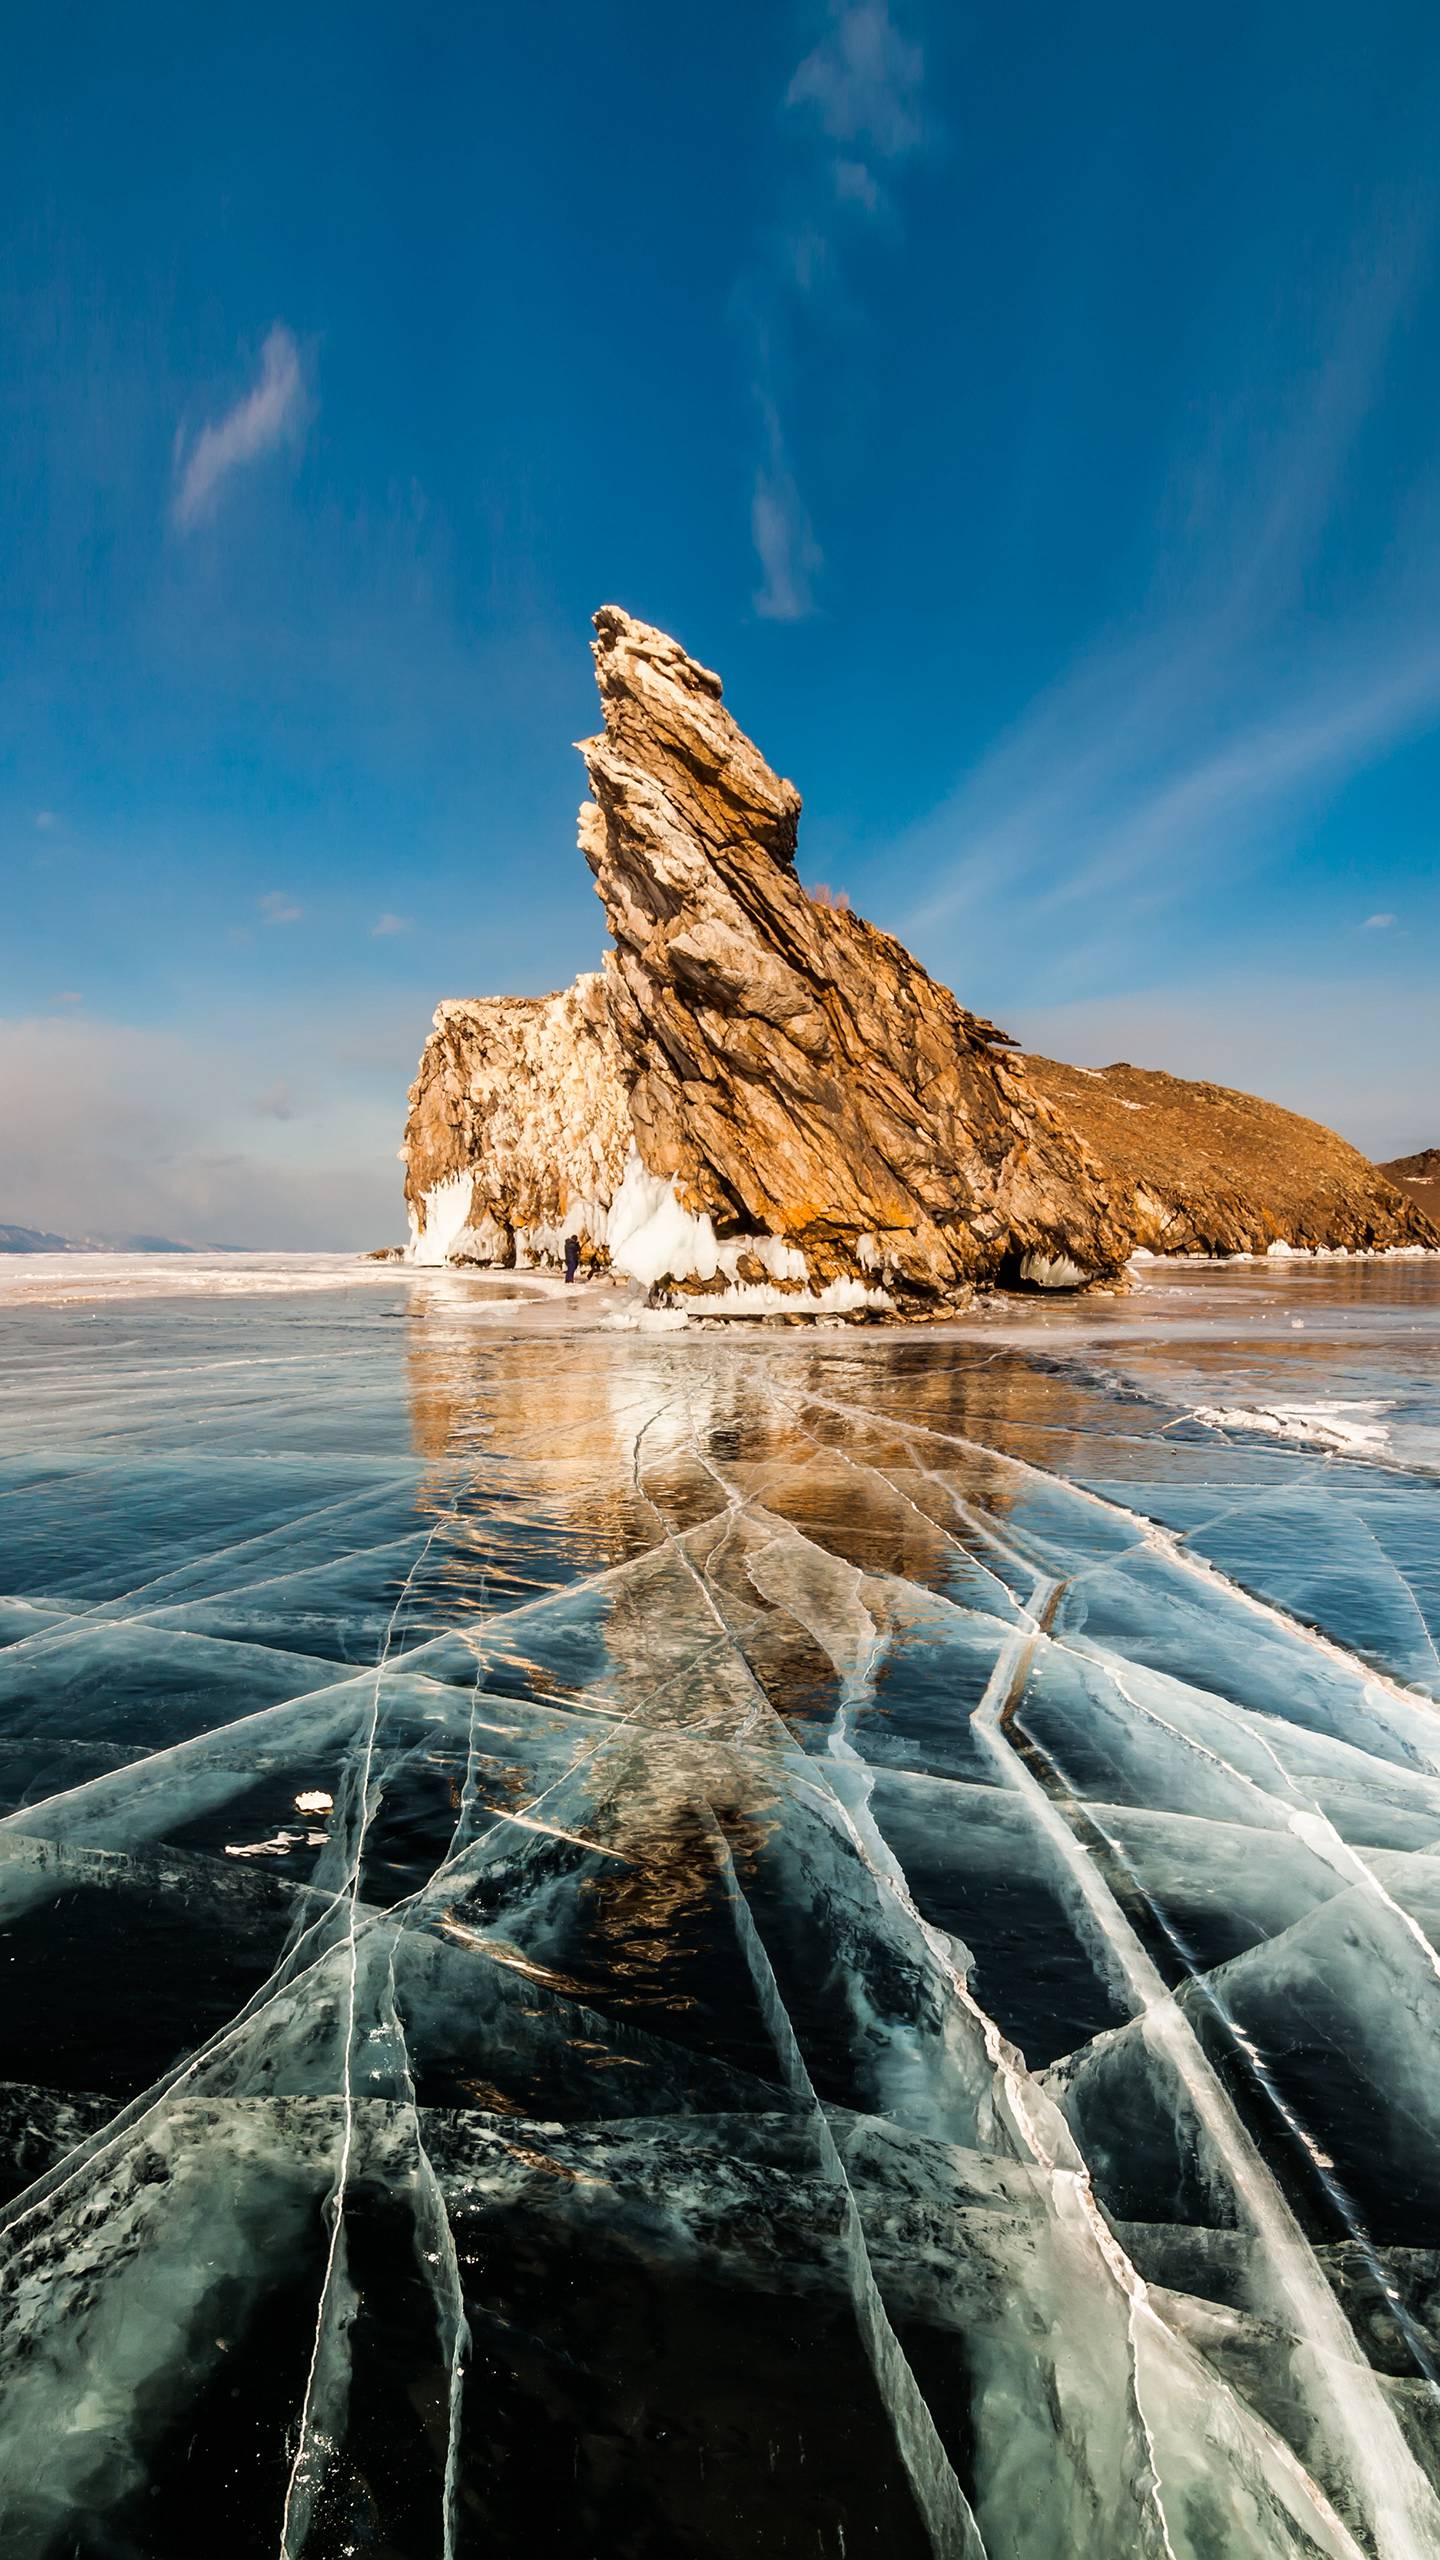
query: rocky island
[{"left": 403, "top": 609, "right": 1435, "bottom": 1312}]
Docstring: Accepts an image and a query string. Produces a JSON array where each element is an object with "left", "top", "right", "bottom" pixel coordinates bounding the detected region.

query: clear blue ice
[{"left": 1, "top": 1256, "right": 1438, "bottom": 2558}]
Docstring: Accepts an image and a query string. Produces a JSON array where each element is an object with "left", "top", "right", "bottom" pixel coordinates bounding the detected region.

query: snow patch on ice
[
  {"left": 1135, "top": 1243, "right": 1439, "bottom": 1267},
  {"left": 0, "top": 1253, "right": 416, "bottom": 1307},
  {"left": 602, "top": 1306, "right": 692, "bottom": 1333}
]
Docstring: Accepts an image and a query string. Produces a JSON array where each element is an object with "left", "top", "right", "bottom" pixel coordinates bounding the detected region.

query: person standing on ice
[{"left": 563, "top": 1234, "right": 580, "bottom": 1284}]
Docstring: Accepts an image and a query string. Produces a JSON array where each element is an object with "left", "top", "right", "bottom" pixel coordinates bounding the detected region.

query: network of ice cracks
[{"left": 2, "top": 1314, "right": 1440, "bottom": 2560}]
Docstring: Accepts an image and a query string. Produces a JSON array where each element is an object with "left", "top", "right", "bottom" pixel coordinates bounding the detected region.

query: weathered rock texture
[
  {"left": 402, "top": 606, "right": 1437, "bottom": 1302},
  {"left": 1379, "top": 1148, "right": 1440, "bottom": 1228},
  {"left": 406, "top": 610, "right": 1137, "bottom": 1307},
  {"left": 572, "top": 609, "right": 1136, "bottom": 1307},
  {"left": 404, "top": 975, "right": 629, "bottom": 1266},
  {"left": 1026, "top": 1057, "right": 1437, "bottom": 1257}
]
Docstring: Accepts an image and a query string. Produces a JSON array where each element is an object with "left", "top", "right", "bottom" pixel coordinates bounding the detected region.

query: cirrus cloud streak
[{"left": 172, "top": 325, "right": 310, "bottom": 531}]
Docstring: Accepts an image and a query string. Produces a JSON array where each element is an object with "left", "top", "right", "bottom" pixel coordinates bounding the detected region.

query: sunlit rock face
[
  {"left": 1379, "top": 1145, "right": 1440, "bottom": 1231},
  {"left": 403, "top": 974, "right": 631, "bottom": 1268},
  {"left": 404, "top": 609, "right": 1135, "bottom": 1308},
  {"left": 1028, "top": 1056, "right": 1438, "bottom": 1257}
]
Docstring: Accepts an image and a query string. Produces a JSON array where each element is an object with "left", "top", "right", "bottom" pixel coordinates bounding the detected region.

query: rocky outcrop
[
  {"left": 404, "top": 975, "right": 629, "bottom": 1266},
  {"left": 403, "top": 606, "right": 1436, "bottom": 1305},
  {"left": 405, "top": 609, "right": 1136, "bottom": 1311},
  {"left": 1025, "top": 1057, "right": 1437, "bottom": 1256},
  {"left": 1379, "top": 1148, "right": 1440, "bottom": 1227}
]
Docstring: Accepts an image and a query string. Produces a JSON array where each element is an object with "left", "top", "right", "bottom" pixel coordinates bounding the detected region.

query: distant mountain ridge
[{"left": 0, "top": 1223, "right": 205, "bottom": 1256}]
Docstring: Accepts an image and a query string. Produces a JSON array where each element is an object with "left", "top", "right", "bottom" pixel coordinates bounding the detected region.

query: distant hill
[
  {"left": 0, "top": 1223, "right": 75, "bottom": 1254},
  {"left": 1022, "top": 1061, "right": 1439, "bottom": 1256},
  {"left": 1379, "top": 1148, "right": 1440, "bottom": 1224},
  {"left": 0, "top": 1223, "right": 204, "bottom": 1255}
]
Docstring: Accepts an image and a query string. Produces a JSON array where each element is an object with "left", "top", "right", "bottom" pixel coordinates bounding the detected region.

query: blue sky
[{"left": 4, "top": 1, "right": 1438, "bottom": 1245}]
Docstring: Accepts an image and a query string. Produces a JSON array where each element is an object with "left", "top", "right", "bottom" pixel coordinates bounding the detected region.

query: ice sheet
[{"left": 1, "top": 1262, "right": 1439, "bottom": 2555}]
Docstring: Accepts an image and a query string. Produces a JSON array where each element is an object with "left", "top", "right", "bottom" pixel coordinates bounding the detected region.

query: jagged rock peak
[
  {"left": 402, "top": 604, "right": 1139, "bottom": 1306},
  {"left": 569, "top": 605, "right": 1136, "bottom": 1307},
  {"left": 585, "top": 606, "right": 802, "bottom": 874}
]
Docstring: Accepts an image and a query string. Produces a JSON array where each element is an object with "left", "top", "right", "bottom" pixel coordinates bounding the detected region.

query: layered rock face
[
  {"left": 404, "top": 975, "right": 629, "bottom": 1266},
  {"left": 574, "top": 610, "right": 1135, "bottom": 1306},
  {"left": 1026, "top": 1057, "right": 1436, "bottom": 1257},
  {"left": 403, "top": 605, "right": 1436, "bottom": 1302},
  {"left": 405, "top": 608, "right": 1136, "bottom": 1308}
]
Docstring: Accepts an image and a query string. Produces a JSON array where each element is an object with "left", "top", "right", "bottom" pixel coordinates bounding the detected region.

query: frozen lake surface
[{"left": 1, "top": 1257, "right": 1438, "bottom": 2557}]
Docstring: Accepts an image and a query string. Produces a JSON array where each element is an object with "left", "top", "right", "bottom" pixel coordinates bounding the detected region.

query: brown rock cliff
[
  {"left": 574, "top": 609, "right": 1134, "bottom": 1305},
  {"left": 402, "top": 607, "right": 1436, "bottom": 1297}
]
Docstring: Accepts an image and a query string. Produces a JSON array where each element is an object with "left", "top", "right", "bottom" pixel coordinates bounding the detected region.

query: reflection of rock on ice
[{"left": 3, "top": 1279, "right": 1440, "bottom": 2556}]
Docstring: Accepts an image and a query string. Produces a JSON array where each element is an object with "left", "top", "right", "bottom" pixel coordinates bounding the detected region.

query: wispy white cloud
[
  {"left": 1042, "top": 648, "right": 1440, "bottom": 912},
  {"left": 788, "top": 0, "right": 924, "bottom": 168},
  {"left": 1364, "top": 910, "right": 1397, "bottom": 928},
  {"left": 743, "top": 2, "right": 928, "bottom": 618},
  {"left": 894, "top": 228, "right": 1440, "bottom": 990},
  {"left": 752, "top": 399, "right": 823, "bottom": 622},
  {"left": 34, "top": 810, "right": 56, "bottom": 831},
  {"left": 904, "top": 616, "right": 1440, "bottom": 951},
  {"left": 172, "top": 326, "right": 309, "bottom": 531},
  {"left": 258, "top": 890, "right": 302, "bottom": 925},
  {"left": 370, "top": 911, "right": 413, "bottom": 938},
  {"left": 832, "top": 158, "right": 881, "bottom": 213},
  {"left": 50, "top": 990, "right": 83, "bottom": 1006}
]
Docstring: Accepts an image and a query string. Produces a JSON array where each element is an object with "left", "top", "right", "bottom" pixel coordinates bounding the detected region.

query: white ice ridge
[
  {"left": 1130, "top": 1244, "right": 1438, "bottom": 1265},
  {"left": 411, "top": 1144, "right": 895, "bottom": 1309},
  {"left": 1187, "top": 1400, "right": 1394, "bottom": 1459},
  {"left": 0, "top": 1252, "right": 414, "bottom": 1306},
  {"left": 277, "top": 1478, "right": 484, "bottom": 2560},
  {"left": 408, "top": 1171, "right": 477, "bottom": 1265}
]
